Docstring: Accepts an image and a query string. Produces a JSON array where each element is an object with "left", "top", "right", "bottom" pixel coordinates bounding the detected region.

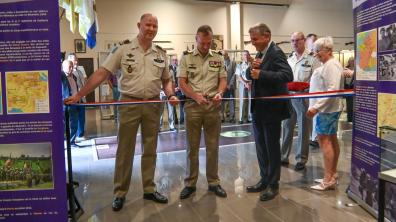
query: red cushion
[{"left": 287, "top": 82, "right": 310, "bottom": 91}]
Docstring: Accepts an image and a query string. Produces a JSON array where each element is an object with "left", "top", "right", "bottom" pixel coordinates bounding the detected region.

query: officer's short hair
[
  {"left": 242, "top": 50, "right": 250, "bottom": 55},
  {"left": 67, "top": 52, "right": 77, "bottom": 60},
  {"left": 140, "top": 13, "right": 156, "bottom": 21},
  {"left": 306, "top": 33, "right": 317, "bottom": 39},
  {"left": 196, "top": 25, "right": 213, "bottom": 36},
  {"left": 293, "top": 31, "right": 305, "bottom": 40},
  {"left": 249, "top": 23, "right": 271, "bottom": 36},
  {"left": 313, "top": 36, "right": 334, "bottom": 52}
]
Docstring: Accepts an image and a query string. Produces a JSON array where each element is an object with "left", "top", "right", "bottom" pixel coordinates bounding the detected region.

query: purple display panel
[
  {"left": 0, "top": 1, "right": 67, "bottom": 222},
  {"left": 350, "top": 0, "right": 396, "bottom": 220}
]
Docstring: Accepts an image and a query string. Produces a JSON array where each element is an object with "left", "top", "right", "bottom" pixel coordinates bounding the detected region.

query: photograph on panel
[
  {"left": 0, "top": 142, "right": 54, "bottom": 191},
  {"left": 378, "top": 24, "right": 396, "bottom": 52},
  {"left": 5, "top": 70, "right": 49, "bottom": 114},
  {"left": 356, "top": 29, "right": 377, "bottom": 81},
  {"left": 379, "top": 53, "right": 396, "bottom": 81},
  {"left": 350, "top": 165, "right": 379, "bottom": 209}
]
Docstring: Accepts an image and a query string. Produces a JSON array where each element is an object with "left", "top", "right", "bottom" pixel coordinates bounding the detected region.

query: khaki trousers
[
  {"left": 184, "top": 101, "right": 221, "bottom": 187},
  {"left": 113, "top": 95, "right": 161, "bottom": 197}
]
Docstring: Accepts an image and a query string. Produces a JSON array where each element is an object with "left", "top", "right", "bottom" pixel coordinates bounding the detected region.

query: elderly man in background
[
  {"left": 280, "top": 32, "right": 321, "bottom": 171},
  {"left": 221, "top": 50, "right": 236, "bottom": 123}
]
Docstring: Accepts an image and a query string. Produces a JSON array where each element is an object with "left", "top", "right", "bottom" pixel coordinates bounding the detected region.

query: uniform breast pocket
[
  {"left": 300, "top": 67, "right": 312, "bottom": 80},
  {"left": 153, "top": 62, "right": 165, "bottom": 78},
  {"left": 208, "top": 67, "right": 220, "bottom": 81}
]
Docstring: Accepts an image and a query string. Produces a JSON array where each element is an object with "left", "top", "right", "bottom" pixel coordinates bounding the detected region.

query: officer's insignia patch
[
  {"left": 209, "top": 61, "right": 221, "bottom": 68},
  {"left": 127, "top": 53, "right": 134, "bottom": 58},
  {"left": 127, "top": 65, "right": 133, "bottom": 73},
  {"left": 154, "top": 58, "right": 164, "bottom": 63},
  {"left": 302, "top": 60, "right": 311, "bottom": 67},
  {"left": 126, "top": 59, "right": 135, "bottom": 62},
  {"left": 188, "top": 64, "right": 196, "bottom": 69}
]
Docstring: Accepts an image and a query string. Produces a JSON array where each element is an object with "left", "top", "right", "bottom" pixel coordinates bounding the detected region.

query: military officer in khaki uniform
[
  {"left": 65, "top": 13, "right": 178, "bottom": 211},
  {"left": 178, "top": 25, "right": 228, "bottom": 199},
  {"left": 280, "top": 32, "right": 321, "bottom": 171}
]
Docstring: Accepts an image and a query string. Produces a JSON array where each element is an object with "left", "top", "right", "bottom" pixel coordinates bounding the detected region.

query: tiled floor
[{"left": 69, "top": 108, "right": 376, "bottom": 222}]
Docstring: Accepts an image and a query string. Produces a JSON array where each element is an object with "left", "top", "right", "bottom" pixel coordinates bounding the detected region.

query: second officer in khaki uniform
[
  {"left": 64, "top": 13, "right": 178, "bottom": 211},
  {"left": 280, "top": 31, "right": 321, "bottom": 171},
  {"left": 178, "top": 25, "right": 227, "bottom": 199}
]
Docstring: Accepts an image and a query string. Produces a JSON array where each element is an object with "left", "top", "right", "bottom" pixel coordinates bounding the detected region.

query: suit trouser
[
  {"left": 238, "top": 83, "right": 252, "bottom": 122},
  {"left": 221, "top": 89, "right": 235, "bottom": 120},
  {"left": 281, "top": 98, "right": 311, "bottom": 163},
  {"left": 160, "top": 94, "right": 175, "bottom": 129},
  {"left": 252, "top": 114, "right": 281, "bottom": 187},
  {"left": 184, "top": 101, "right": 221, "bottom": 187},
  {"left": 113, "top": 95, "right": 161, "bottom": 197},
  {"left": 65, "top": 106, "right": 79, "bottom": 144},
  {"left": 76, "top": 106, "right": 85, "bottom": 137}
]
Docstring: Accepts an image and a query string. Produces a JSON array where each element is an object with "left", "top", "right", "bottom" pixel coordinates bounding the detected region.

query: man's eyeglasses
[{"left": 291, "top": 38, "right": 304, "bottom": 43}]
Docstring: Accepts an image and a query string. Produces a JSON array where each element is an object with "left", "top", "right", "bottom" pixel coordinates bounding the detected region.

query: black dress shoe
[
  {"left": 238, "top": 121, "right": 244, "bottom": 124},
  {"left": 143, "top": 191, "right": 168, "bottom": 204},
  {"left": 208, "top": 185, "right": 227, "bottom": 198},
  {"left": 246, "top": 181, "right": 267, "bottom": 193},
  {"left": 180, "top": 186, "right": 196, "bottom": 199},
  {"left": 112, "top": 197, "right": 125, "bottom": 211},
  {"left": 281, "top": 160, "right": 289, "bottom": 166},
  {"left": 310, "top": 140, "right": 319, "bottom": 149},
  {"left": 294, "top": 162, "right": 306, "bottom": 171},
  {"left": 260, "top": 187, "right": 279, "bottom": 201}
]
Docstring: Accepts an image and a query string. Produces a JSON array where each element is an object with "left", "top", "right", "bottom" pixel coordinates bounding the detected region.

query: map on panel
[
  {"left": 6, "top": 70, "right": 50, "bottom": 114},
  {"left": 356, "top": 29, "right": 377, "bottom": 81},
  {"left": 378, "top": 93, "right": 396, "bottom": 135}
]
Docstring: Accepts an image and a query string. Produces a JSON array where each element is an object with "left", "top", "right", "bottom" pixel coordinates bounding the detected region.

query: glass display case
[{"left": 379, "top": 126, "right": 396, "bottom": 172}]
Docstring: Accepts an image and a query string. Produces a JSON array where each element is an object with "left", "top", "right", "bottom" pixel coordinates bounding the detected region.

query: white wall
[
  {"left": 59, "top": 0, "right": 354, "bottom": 71},
  {"left": 243, "top": 0, "right": 354, "bottom": 53}
]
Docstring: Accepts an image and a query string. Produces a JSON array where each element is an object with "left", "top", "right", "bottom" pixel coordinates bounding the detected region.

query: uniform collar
[
  {"left": 193, "top": 48, "right": 213, "bottom": 57},
  {"left": 131, "top": 36, "right": 157, "bottom": 52},
  {"left": 292, "top": 49, "right": 310, "bottom": 60}
]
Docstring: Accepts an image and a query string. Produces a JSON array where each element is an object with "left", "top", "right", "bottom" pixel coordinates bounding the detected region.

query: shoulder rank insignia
[
  {"left": 183, "top": 50, "right": 192, "bottom": 55},
  {"left": 155, "top": 45, "right": 165, "bottom": 52},
  {"left": 213, "top": 50, "right": 222, "bottom": 56}
]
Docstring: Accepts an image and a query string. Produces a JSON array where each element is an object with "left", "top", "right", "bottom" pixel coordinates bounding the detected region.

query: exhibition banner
[
  {"left": 350, "top": 0, "right": 396, "bottom": 220},
  {"left": 0, "top": 0, "right": 67, "bottom": 222}
]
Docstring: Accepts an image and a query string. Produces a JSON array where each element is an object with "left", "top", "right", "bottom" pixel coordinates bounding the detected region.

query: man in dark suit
[
  {"left": 61, "top": 60, "right": 79, "bottom": 147},
  {"left": 245, "top": 23, "right": 293, "bottom": 201}
]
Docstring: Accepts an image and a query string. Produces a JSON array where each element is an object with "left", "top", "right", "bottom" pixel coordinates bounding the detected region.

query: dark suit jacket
[
  {"left": 248, "top": 42, "right": 293, "bottom": 123},
  {"left": 61, "top": 71, "right": 77, "bottom": 110}
]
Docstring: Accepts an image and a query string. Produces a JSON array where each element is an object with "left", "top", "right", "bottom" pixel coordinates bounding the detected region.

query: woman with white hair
[{"left": 306, "top": 37, "right": 344, "bottom": 191}]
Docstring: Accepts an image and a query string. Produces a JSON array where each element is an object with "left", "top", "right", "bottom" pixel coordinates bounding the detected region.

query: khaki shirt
[
  {"left": 102, "top": 37, "right": 170, "bottom": 99},
  {"left": 288, "top": 50, "right": 321, "bottom": 83},
  {"left": 178, "top": 49, "right": 226, "bottom": 97}
]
